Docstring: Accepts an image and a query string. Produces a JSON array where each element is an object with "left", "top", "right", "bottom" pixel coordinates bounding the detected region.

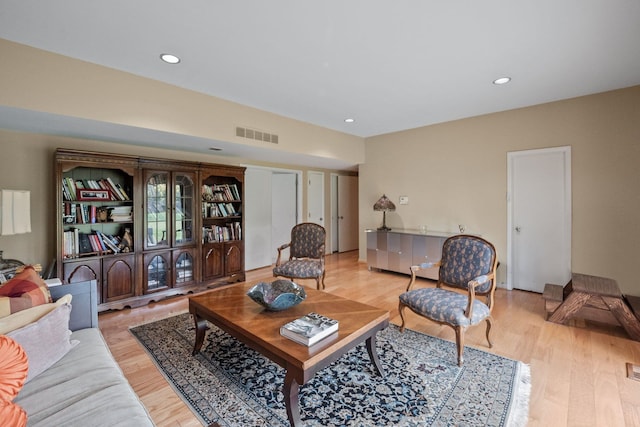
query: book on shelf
[
  {"left": 202, "top": 222, "right": 242, "bottom": 243},
  {"left": 96, "top": 231, "right": 120, "bottom": 253},
  {"left": 63, "top": 229, "right": 79, "bottom": 258},
  {"left": 202, "top": 183, "right": 241, "bottom": 202},
  {"left": 229, "top": 184, "right": 240, "bottom": 200},
  {"left": 78, "top": 233, "right": 94, "bottom": 254},
  {"left": 280, "top": 312, "right": 339, "bottom": 346},
  {"left": 109, "top": 205, "right": 133, "bottom": 222}
]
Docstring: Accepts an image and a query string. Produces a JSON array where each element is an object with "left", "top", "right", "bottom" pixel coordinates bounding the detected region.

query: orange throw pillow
[
  {"left": 0, "top": 335, "right": 28, "bottom": 427},
  {"left": 0, "top": 335, "right": 28, "bottom": 401},
  {"left": 0, "top": 266, "right": 52, "bottom": 318},
  {"left": 0, "top": 400, "right": 27, "bottom": 427}
]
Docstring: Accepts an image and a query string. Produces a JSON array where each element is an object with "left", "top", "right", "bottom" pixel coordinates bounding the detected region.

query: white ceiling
[{"left": 1, "top": 1, "right": 639, "bottom": 168}]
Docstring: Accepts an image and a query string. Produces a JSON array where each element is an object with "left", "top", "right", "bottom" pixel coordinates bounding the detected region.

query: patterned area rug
[{"left": 130, "top": 314, "right": 530, "bottom": 427}]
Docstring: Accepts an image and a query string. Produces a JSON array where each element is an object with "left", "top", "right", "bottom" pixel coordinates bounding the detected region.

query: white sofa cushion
[
  {"left": 7, "top": 302, "right": 78, "bottom": 382},
  {"left": 14, "top": 328, "right": 155, "bottom": 427}
]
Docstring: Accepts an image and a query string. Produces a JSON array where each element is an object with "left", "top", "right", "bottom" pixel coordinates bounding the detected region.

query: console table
[
  {"left": 365, "top": 229, "right": 455, "bottom": 280},
  {"left": 543, "top": 273, "right": 640, "bottom": 341}
]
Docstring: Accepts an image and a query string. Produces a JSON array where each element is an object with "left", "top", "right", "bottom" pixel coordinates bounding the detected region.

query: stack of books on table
[{"left": 280, "top": 312, "right": 339, "bottom": 346}]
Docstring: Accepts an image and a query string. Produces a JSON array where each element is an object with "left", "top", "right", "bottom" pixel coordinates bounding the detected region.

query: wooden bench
[
  {"left": 542, "top": 283, "right": 564, "bottom": 320},
  {"left": 542, "top": 273, "right": 640, "bottom": 341}
]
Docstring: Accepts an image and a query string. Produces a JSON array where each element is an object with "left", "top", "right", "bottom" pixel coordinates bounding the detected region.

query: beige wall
[
  {"left": 360, "top": 86, "right": 640, "bottom": 294},
  {"left": 2, "top": 38, "right": 639, "bottom": 295},
  {"left": 0, "top": 39, "right": 361, "bottom": 273},
  {"left": 0, "top": 129, "right": 351, "bottom": 272},
  {"left": 0, "top": 39, "right": 364, "bottom": 166}
]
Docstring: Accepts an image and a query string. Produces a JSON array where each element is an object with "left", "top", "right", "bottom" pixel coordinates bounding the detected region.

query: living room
[{"left": 1, "top": 2, "right": 640, "bottom": 426}]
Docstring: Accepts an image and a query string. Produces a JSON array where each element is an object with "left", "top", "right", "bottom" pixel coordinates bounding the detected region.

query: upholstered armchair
[
  {"left": 399, "top": 234, "right": 498, "bottom": 366},
  {"left": 273, "top": 223, "right": 326, "bottom": 290}
]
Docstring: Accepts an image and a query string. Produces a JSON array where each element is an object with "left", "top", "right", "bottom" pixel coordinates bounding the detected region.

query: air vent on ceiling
[{"left": 236, "top": 126, "right": 279, "bottom": 144}]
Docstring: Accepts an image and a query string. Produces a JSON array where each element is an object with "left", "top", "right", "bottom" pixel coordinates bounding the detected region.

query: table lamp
[{"left": 373, "top": 194, "right": 395, "bottom": 231}]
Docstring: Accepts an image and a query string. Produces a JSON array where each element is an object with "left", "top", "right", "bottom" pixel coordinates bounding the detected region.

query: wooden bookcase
[
  {"left": 200, "top": 166, "right": 245, "bottom": 284},
  {"left": 55, "top": 149, "right": 246, "bottom": 311}
]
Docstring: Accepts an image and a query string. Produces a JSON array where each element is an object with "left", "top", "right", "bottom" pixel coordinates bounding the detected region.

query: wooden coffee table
[{"left": 189, "top": 282, "right": 389, "bottom": 427}]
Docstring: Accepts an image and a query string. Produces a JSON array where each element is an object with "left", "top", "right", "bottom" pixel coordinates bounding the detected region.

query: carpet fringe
[{"left": 506, "top": 362, "right": 531, "bottom": 427}]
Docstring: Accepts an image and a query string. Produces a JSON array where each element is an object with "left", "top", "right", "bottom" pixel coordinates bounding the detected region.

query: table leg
[
  {"left": 548, "top": 291, "right": 591, "bottom": 324},
  {"left": 366, "top": 334, "right": 385, "bottom": 377},
  {"left": 602, "top": 295, "right": 640, "bottom": 341},
  {"left": 191, "top": 313, "right": 208, "bottom": 356},
  {"left": 283, "top": 369, "right": 301, "bottom": 427}
]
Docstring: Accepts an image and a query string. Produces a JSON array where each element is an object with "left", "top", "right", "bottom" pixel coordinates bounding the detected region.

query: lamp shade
[
  {"left": 0, "top": 190, "right": 31, "bottom": 236},
  {"left": 373, "top": 194, "right": 396, "bottom": 212}
]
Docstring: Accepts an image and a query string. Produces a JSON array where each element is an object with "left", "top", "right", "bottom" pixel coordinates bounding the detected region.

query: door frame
[
  {"left": 506, "top": 146, "right": 572, "bottom": 291},
  {"left": 330, "top": 173, "right": 339, "bottom": 253},
  {"left": 307, "top": 170, "right": 325, "bottom": 227},
  {"left": 337, "top": 175, "right": 359, "bottom": 253}
]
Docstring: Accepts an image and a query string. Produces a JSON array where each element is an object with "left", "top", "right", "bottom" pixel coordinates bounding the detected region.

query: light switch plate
[{"left": 399, "top": 196, "right": 409, "bottom": 205}]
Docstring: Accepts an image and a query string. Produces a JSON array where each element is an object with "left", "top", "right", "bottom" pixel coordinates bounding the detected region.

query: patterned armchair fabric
[
  {"left": 400, "top": 288, "right": 490, "bottom": 327},
  {"left": 273, "top": 223, "right": 326, "bottom": 290},
  {"left": 439, "top": 236, "right": 495, "bottom": 293},
  {"left": 399, "top": 235, "right": 498, "bottom": 366}
]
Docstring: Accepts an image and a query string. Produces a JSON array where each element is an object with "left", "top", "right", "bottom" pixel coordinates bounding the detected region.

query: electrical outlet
[{"left": 399, "top": 196, "right": 409, "bottom": 205}]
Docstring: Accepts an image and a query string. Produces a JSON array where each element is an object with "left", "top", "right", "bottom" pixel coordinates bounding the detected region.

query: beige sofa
[{"left": 6, "top": 280, "right": 155, "bottom": 427}]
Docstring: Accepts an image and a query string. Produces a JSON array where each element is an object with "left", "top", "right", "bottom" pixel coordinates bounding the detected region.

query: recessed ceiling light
[
  {"left": 160, "top": 53, "right": 181, "bottom": 64},
  {"left": 344, "top": 118, "right": 355, "bottom": 123},
  {"left": 493, "top": 77, "right": 511, "bottom": 85}
]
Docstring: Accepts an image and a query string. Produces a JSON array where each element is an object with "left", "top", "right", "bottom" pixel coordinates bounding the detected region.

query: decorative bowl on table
[{"left": 247, "top": 279, "right": 306, "bottom": 311}]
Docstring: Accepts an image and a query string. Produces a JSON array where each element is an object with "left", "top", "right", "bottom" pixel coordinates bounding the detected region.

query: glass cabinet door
[
  {"left": 174, "top": 250, "right": 194, "bottom": 285},
  {"left": 174, "top": 173, "right": 194, "bottom": 246},
  {"left": 145, "top": 172, "right": 169, "bottom": 249},
  {"left": 146, "top": 253, "right": 169, "bottom": 291}
]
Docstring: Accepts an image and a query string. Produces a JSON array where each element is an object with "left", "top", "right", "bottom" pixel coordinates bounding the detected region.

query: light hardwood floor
[{"left": 99, "top": 251, "right": 640, "bottom": 426}]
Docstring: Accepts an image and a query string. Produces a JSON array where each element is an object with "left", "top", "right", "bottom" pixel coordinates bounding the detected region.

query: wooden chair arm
[
  {"left": 465, "top": 272, "right": 496, "bottom": 318},
  {"left": 465, "top": 284, "right": 477, "bottom": 319},
  {"left": 318, "top": 243, "right": 326, "bottom": 264},
  {"left": 275, "top": 242, "right": 291, "bottom": 266},
  {"left": 406, "top": 261, "right": 442, "bottom": 292},
  {"left": 468, "top": 273, "right": 492, "bottom": 289}
]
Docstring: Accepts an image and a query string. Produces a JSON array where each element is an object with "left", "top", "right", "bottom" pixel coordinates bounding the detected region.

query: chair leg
[
  {"left": 485, "top": 317, "right": 493, "bottom": 348},
  {"left": 321, "top": 271, "right": 326, "bottom": 290},
  {"left": 398, "top": 303, "right": 407, "bottom": 332},
  {"left": 455, "top": 326, "right": 465, "bottom": 366}
]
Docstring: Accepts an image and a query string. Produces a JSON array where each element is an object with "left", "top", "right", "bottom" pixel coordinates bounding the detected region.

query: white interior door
[
  {"left": 245, "top": 167, "right": 301, "bottom": 269},
  {"left": 272, "top": 172, "right": 298, "bottom": 263},
  {"left": 244, "top": 168, "right": 272, "bottom": 270},
  {"left": 337, "top": 175, "right": 359, "bottom": 252},
  {"left": 307, "top": 171, "right": 324, "bottom": 227},
  {"left": 507, "top": 146, "right": 572, "bottom": 292}
]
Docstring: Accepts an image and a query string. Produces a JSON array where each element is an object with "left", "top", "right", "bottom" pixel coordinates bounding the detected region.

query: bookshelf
[
  {"left": 56, "top": 151, "right": 138, "bottom": 306},
  {"left": 201, "top": 168, "right": 245, "bottom": 283},
  {"left": 55, "top": 149, "right": 246, "bottom": 311}
]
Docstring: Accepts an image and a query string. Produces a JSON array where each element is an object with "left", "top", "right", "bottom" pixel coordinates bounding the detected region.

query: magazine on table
[{"left": 280, "top": 312, "right": 339, "bottom": 346}]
